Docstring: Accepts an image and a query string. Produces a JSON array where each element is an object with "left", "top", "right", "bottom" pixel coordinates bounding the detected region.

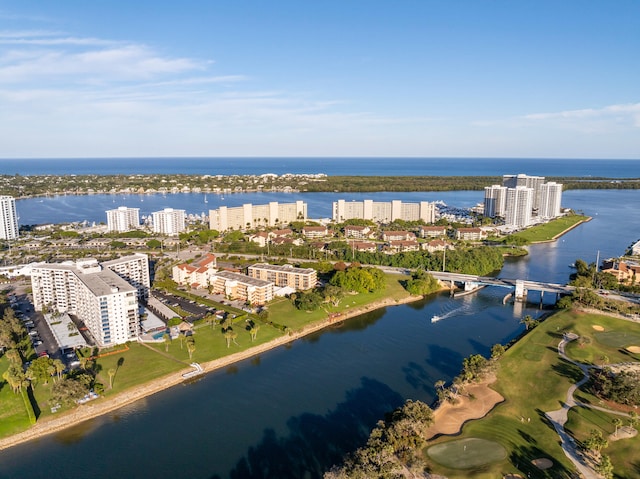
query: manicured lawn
[
  {"left": 0, "top": 357, "right": 32, "bottom": 438},
  {"left": 0, "top": 273, "right": 414, "bottom": 442},
  {"left": 269, "top": 273, "right": 412, "bottom": 331},
  {"left": 92, "top": 343, "right": 186, "bottom": 395},
  {"left": 563, "top": 311, "right": 640, "bottom": 365},
  {"left": 426, "top": 308, "right": 640, "bottom": 478},
  {"left": 565, "top": 406, "right": 640, "bottom": 479},
  {"left": 427, "top": 437, "right": 506, "bottom": 469},
  {"left": 145, "top": 320, "right": 285, "bottom": 365},
  {"left": 425, "top": 309, "right": 590, "bottom": 478},
  {"left": 507, "top": 215, "right": 589, "bottom": 243}
]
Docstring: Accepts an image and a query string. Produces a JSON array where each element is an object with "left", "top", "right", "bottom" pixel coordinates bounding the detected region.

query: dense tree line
[
  {"left": 324, "top": 400, "right": 434, "bottom": 478},
  {"left": 587, "top": 369, "right": 640, "bottom": 406},
  {"left": 3, "top": 173, "right": 640, "bottom": 198}
]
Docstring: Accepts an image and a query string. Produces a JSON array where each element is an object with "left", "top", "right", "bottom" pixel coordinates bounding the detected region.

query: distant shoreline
[{"left": 0, "top": 293, "right": 422, "bottom": 452}]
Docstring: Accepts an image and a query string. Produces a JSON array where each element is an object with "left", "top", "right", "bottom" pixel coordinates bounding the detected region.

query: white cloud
[{"left": 522, "top": 102, "right": 640, "bottom": 129}]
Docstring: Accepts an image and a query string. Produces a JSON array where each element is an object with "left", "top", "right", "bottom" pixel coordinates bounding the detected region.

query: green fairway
[
  {"left": 594, "top": 330, "right": 640, "bottom": 349},
  {"left": 563, "top": 311, "right": 640, "bottom": 365},
  {"left": 424, "top": 309, "right": 640, "bottom": 478},
  {"left": 427, "top": 438, "right": 506, "bottom": 469}
]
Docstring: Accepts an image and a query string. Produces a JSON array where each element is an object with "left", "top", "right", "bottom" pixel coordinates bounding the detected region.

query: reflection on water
[{"left": 2, "top": 190, "right": 640, "bottom": 479}]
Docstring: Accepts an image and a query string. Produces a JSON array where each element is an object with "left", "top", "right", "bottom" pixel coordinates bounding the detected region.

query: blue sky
[{"left": 0, "top": 1, "right": 638, "bottom": 158}]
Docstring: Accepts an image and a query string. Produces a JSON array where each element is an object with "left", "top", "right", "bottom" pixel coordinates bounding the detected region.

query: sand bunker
[
  {"left": 626, "top": 346, "right": 640, "bottom": 353},
  {"left": 532, "top": 458, "right": 553, "bottom": 470},
  {"left": 424, "top": 376, "right": 504, "bottom": 440},
  {"left": 592, "top": 325, "right": 605, "bottom": 331}
]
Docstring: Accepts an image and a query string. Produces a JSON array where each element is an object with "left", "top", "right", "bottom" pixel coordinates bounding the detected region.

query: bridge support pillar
[
  {"left": 515, "top": 280, "right": 527, "bottom": 301},
  {"left": 464, "top": 281, "right": 479, "bottom": 291},
  {"left": 539, "top": 290, "right": 544, "bottom": 308}
]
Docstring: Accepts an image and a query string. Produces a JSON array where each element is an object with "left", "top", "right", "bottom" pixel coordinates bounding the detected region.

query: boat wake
[{"left": 431, "top": 306, "right": 465, "bottom": 323}]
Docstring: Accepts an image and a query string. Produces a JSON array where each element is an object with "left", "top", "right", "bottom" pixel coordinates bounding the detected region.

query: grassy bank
[
  {"left": 506, "top": 214, "right": 590, "bottom": 244},
  {"left": 0, "top": 273, "right": 414, "bottom": 443},
  {"left": 424, "top": 309, "right": 640, "bottom": 478}
]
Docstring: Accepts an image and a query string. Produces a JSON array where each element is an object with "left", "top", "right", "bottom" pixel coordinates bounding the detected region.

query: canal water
[{"left": 1, "top": 189, "right": 638, "bottom": 479}]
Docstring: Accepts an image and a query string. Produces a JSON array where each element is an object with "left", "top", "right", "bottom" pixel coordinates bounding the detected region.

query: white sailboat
[{"left": 204, "top": 194, "right": 208, "bottom": 204}]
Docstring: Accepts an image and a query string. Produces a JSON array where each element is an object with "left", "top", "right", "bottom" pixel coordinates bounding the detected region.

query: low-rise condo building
[
  {"left": 210, "top": 270, "right": 274, "bottom": 305},
  {"left": 247, "top": 263, "right": 317, "bottom": 290}
]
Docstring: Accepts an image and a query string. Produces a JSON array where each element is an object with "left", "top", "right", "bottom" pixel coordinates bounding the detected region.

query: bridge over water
[{"left": 427, "top": 271, "right": 575, "bottom": 300}]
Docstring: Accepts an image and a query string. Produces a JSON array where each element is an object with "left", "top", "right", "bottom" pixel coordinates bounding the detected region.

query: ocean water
[{"left": 1, "top": 157, "right": 639, "bottom": 177}]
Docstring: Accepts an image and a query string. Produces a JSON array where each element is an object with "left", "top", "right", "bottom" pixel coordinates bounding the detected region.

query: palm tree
[
  {"left": 53, "top": 359, "right": 65, "bottom": 381},
  {"left": 628, "top": 411, "right": 639, "bottom": 429},
  {"left": 249, "top": 324, "right": 260, "bottom": 342},
  {"left": 434, "top": 380, "right": 446, "bottom": 391},
  {"left": 186, "top": 337, "right": 196, "bottom": 360},
  {"left": 163, "top": 333, "right": 171, "bottom": 352},
  {"left": 108, "top": 368, "right": 116, "bottom": 389},
  {"left": 224, "top": 329, "right": 234, "bottom": 348},
  {"left": 613, "top": 417, "right": 623, "bottom": 437}
]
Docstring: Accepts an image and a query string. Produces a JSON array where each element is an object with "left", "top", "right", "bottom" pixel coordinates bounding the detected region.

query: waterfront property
[
  {"left": 209, "top": 270, "right": 274, "bottom": 305},
  {"left": 208, "top": 201, "right": 307, "bottom": 231},
  {"left": 30, "top": 254, "right": 151, "bottom": 347},
  {"left": 151, "top": 208, "right": 186, "bottom": 236},
  {"left": 247, "top": 263, "right": 318, "bottom": 290},
  {"left": 0, "top": 195, "right": 19, "bottom": 240},
  {"left": 332, "top": 199, "right": 436, "bottom": 223},
  {"left": 106, "top": 206, "right": 140, "bottom": 233},
  {"left": 484, "top": 174, "right": 564, "bottom": 226}
]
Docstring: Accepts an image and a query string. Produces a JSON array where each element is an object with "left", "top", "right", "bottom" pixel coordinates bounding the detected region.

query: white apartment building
[
  {"left": 483, "top": 185, "right": 508, "bottom": 218},
  {"left": 503, "top": 174, "right": 545, "bottom": 212},
  {"left": 332, "top": 200, "right": 435, "bottom": 223},
  {"left": 505, "top": 186, "right": 533, "bottom": 228},
  {"left": 31, "top": 258, "right": 139, "bottom": 347},
  {"left": 209, "top": 201, "right": 307, "bottom": 231},
  {"left": 106, "top": 206, "right": 140, "bottom": 232},
  {"left": 102, "top": 253, "right": 151, "bottom": 300},
  {"left": 247, "top": 263, "right": 318, "bottom": 290},
  {"left": 0, "top": 196, "right": 19, "bottom": 240},
  {"left": 152, "top": 208, "right": 186, "bottom": 236},
  {"left": 538, "top": 182, "right": 563, "bottom": 219}
]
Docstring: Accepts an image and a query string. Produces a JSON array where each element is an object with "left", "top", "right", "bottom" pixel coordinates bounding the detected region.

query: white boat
[
  {"left": 431, "top": 315, "right": 441, "bottom": 323},
  {"left": 204, "top": 195, "right": 208, "bottom": 203}
]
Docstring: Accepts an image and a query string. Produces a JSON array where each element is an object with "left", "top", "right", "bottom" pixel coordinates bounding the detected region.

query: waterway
[{"left": 1, "top": 190, "right": 639, "bottom": 479}]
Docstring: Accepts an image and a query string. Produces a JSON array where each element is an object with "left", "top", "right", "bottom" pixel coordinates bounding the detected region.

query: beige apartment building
[
  {"left": 247, "top": 263, "right": 317, "bottom": 290},
  {"left": 209, "top": 201, "right": 307, "bottom": 231},
  {"left": 210, "top": 270, "right": 274, "bottom": 305},
  {"left": 333, "top": 199, "right": 435, "bottom": 223}
]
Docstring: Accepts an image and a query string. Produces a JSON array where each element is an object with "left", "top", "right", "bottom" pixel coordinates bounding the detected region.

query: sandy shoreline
[{"left": 0, "top": 293, "right": 422, "bottom": 452}]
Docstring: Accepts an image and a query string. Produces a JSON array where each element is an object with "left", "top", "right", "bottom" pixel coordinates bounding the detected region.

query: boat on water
[
  {"left": 204, "top": 194, "right": 208, "bottom": 203},
  {"left": 431, "top": 315, "right": 441, "bottom": 323}
]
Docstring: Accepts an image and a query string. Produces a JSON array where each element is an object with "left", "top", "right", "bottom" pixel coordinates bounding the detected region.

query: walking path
[{"left": 544, "top": 333, "right": 632, "bottom": 479}]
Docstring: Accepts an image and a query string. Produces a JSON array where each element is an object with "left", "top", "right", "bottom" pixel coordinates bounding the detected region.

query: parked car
[
  {"left": 32, "top": 340, "right": 43, "bottom": 347},
  {"left": 28, "top": 330, "right": 39, "bottom": 336}
]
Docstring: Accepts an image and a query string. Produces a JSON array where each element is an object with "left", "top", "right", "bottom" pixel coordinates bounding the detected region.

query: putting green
[
  {"left": 595, "top": 331, "right": 640, "bottom": 348},
  {"left": 427, "top": 437, "right": 507, "bottom": 469}
]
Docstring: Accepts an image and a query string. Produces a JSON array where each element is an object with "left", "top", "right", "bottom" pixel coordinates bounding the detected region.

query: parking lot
[
  {"left": 9, "top": 288, "right": 80, "bottom": 371},
  {"left": 151, "top": 290, "right": 248, "bottom": 323}
]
